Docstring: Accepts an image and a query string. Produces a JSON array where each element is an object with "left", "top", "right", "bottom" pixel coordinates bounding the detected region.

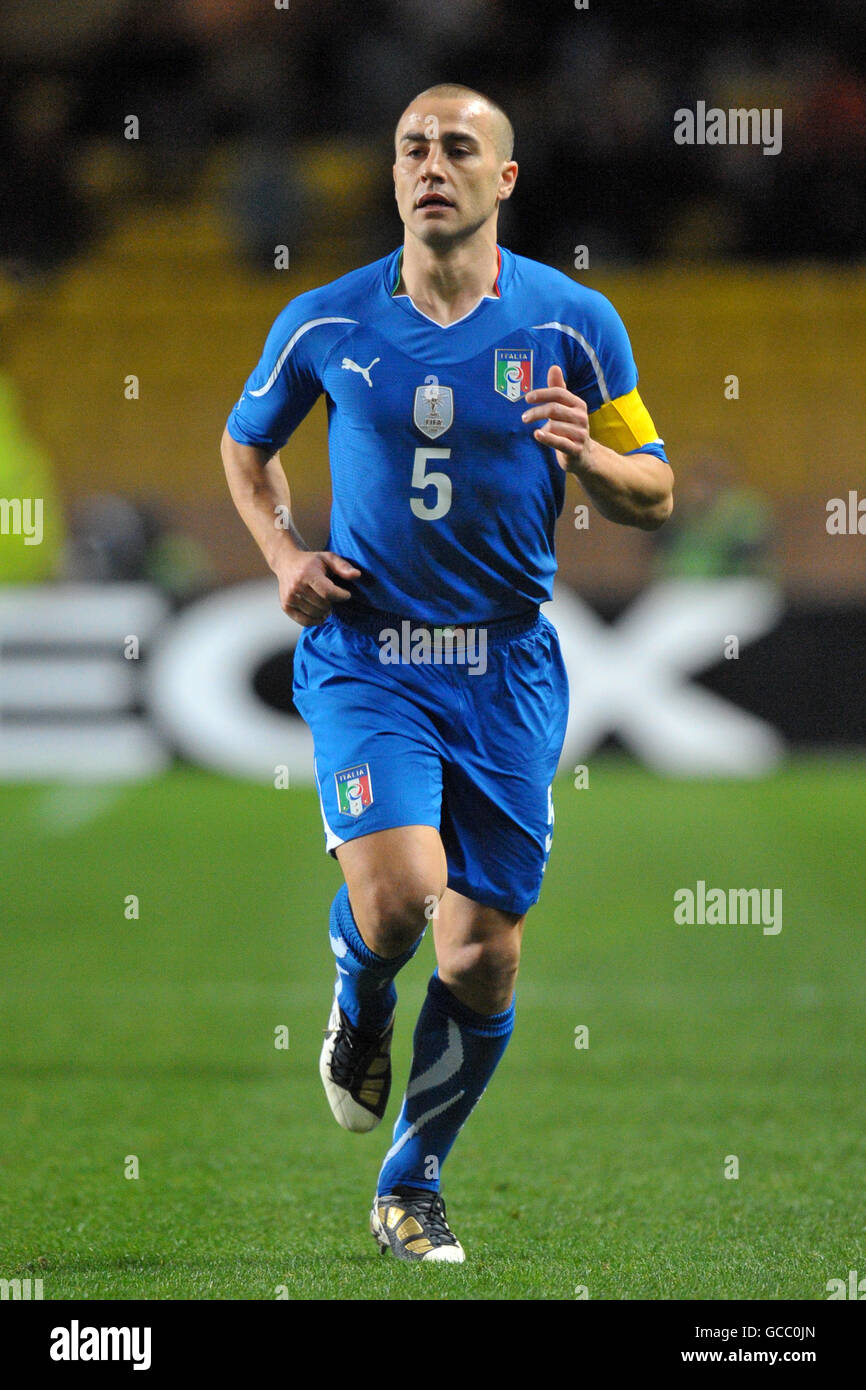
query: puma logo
[{"left": 341, "top": 356, "right": 380, "bottom": 387}]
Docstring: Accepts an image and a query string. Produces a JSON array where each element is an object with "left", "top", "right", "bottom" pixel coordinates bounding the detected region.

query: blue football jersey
[{"left": 226, "top": 246, "right": 667, "bottom": 624}]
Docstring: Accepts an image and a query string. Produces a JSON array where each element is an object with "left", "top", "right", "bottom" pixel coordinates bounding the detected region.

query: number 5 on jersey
[{"left": 410, "top": 447, "right": 452, "bottom": 521}]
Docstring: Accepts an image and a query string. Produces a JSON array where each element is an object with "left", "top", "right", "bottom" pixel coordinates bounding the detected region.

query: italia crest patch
[
  {"left": 494, "top": 348, "right": 533, "bottom": 401},
  {"left": 413, "top": 379, "right": 454, "bottom": 439},
  {"left": 335, "top": 764, "right": 373, "bottom": 818}
]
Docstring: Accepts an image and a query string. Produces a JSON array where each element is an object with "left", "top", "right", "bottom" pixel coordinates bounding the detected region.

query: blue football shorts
[{"left": 292, "top": 606, "right": 569, "bottom": 916}]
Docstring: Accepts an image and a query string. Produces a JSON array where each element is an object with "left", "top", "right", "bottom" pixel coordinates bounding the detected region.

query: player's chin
[{"left": 413, "top": 214, "right": 462, "bottom": 246}]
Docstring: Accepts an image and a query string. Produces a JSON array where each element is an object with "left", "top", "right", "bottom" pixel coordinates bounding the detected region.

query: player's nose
[{"left": 419, "top": 144, "right": 446, "bottom": 177}]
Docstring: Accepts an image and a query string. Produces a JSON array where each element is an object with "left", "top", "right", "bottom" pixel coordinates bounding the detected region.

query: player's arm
[
  {"left": 522, "top": 365, "right": 673, "bottom": 530},
  {"left": 221, "top": 428, "right": 360, "bottom": 626}
]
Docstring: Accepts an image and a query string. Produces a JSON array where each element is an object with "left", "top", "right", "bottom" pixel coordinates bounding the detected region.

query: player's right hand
[{"left": 275, "top": 550, "right": 361, "bottom": 626}]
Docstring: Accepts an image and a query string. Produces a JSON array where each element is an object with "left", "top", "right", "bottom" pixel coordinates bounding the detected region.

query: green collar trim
[
  {"left": 391, "top": 248, "right": 404, "bottom": 295},
  {"left": 392, "top": 247, "right": 503, "bottom": 297}
]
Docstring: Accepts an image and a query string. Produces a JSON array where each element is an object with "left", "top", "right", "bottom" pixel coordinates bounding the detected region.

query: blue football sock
[
  {"left": 329, "top": 882, "right": 424, "bottom": 1032},
  {"left": 377, "top": 971, "right": 515, "bottom": 1195}
]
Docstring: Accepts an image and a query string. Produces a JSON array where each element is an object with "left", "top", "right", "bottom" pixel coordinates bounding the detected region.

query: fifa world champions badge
[
  {"left": 335, "top": 764, "right": 374, "bottom": 818},
  {"left": 413, "top": 374, "right": 454, "bottom": 439},
  {"left": 494, "top": 348, "right": 533, "bottom": 401}
]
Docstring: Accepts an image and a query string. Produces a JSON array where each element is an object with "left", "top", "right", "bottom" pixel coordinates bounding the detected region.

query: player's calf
[{"left": 434, "top": 895, "right": 525, "bottom": 1015}]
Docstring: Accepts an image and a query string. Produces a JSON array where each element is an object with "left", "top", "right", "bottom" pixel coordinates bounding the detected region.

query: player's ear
[{"left": 498, "top": 161, "right": 518, "bottom": 201}]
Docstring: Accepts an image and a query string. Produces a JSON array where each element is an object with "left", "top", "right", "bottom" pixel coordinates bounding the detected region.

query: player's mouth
[{"left": 416, "top": 192, "right": 455, "bottom": 211}]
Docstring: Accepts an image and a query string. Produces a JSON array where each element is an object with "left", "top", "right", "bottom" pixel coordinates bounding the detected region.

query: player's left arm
[{"left": 523, "top": 365, "right": 673, "bottom": 529}]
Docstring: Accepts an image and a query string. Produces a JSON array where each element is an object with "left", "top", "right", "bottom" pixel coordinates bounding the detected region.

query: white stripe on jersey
[
  {"left": 249, "top": 317, "right": 359, "bottom": 396},
  {"left": 531, "top": 321, "right": 612, "bottom": 403}
]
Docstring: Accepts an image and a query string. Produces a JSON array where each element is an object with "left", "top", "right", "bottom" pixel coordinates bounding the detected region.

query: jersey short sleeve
[
  {"left": 562, "top": 289, "right": 667, "bottom": 462},
  {"left": 225, "top": 301, "right": 337, "bottom": 450}
]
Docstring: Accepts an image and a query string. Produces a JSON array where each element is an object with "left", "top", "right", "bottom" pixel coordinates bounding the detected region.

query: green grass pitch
[{"left": 1, "top": 758, "right": 865, "bottom": 1300}]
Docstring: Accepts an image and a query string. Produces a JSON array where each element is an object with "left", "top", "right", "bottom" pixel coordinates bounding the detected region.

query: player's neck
[{"left": 397, "top": 233, "right": 499, "bottom": 326}]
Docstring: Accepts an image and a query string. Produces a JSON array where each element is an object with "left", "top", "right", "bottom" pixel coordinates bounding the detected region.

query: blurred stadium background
[{"left": 1, "top": 0, "right": 865, "bottom": 1300}]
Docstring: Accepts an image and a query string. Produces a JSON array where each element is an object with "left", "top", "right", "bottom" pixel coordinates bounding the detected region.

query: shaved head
[
  {"left": 396, "top": 84, "right": 514, "bottom": 161},
  {"left": 392, "top": 83, "right": 518, "bottom": 253}
]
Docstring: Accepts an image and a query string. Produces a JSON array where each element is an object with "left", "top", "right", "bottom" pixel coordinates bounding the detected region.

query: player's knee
[{"left": 353, "top": 875, "right": 441, "bottom": 958}]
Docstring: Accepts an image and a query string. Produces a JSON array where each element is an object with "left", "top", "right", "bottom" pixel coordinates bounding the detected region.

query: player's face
[{"left": 393, "top": 98, "right": 516, "bottom": 248}]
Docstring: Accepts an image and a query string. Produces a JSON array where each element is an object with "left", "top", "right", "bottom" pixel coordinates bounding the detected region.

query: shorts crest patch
[{"left": 335, "top": 763, "right": 374, "bottom": 817}]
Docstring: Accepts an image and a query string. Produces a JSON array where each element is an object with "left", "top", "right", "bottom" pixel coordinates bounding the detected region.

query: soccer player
[{"left": 222, "top": 84, "right": 673, "bottom": 1262}]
